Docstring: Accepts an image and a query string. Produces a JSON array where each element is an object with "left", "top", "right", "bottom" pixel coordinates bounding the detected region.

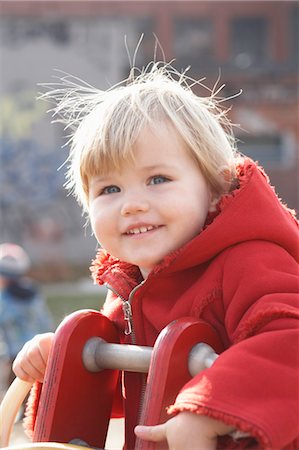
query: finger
[
  {"left": 37, "top": 333, "right": 54, "bottom": 365},
  {"left": 13, "top": 355, "right": 45, "bottom": 383},
  {"left": 25, "top": 342, "right": 48, "bottom": 374},
  {"left": 11, "top": 365, "right": 36, "bottom": 383},
  {"left": 21, "top": 359, "right": 45, "bottom": 383},
  {"left": 12, "top": 353, "right": 42, "bottom": 383},
  {"left": 135, "top": 424, "right": 167, "bottom": 442},
  {"left": 13, "top": 341, "right": 46, "bottom": 382}
]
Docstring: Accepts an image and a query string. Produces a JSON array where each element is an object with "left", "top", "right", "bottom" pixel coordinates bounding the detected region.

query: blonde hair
[{"left": 42, "top": 63, "right": 238, "bottom": 212}]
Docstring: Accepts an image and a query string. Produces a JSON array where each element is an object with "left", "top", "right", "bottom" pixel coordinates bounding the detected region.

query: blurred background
[
  {"left": 0, "top": 1, "right": 298, "bottom": 446},
  {"left": 0, "top": 0, "right": 298, "bottom": 318}
]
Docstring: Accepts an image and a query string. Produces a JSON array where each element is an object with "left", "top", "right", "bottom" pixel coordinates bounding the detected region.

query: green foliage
[{"left": 46, "top": 293, "right": 106, "bottom": 328}]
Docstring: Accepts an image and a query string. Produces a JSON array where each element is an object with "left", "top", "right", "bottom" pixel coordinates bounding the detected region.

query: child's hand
[
  {"left": 12, "top": 332, "right": 54, "bottom": 383},
  {"left": 135, "top": 412, "right": 235, "bottom": 450}
]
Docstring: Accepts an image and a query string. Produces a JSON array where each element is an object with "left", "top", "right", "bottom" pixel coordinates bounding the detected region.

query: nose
[{"left": 120, "top": 195, "right": 150, "bottom": 216}]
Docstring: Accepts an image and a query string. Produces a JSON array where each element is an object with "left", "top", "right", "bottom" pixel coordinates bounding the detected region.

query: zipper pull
[{"left": 122, "top": 301, "right": 133, "bottom": 335}]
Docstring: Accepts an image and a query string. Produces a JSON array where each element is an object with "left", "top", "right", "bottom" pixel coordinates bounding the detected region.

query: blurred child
[
  {"left": 0, "top": 243, "right": 53, "bottom": 388},
  {"left": 13, "top": 64, "right": 298, "bottom": 449}
]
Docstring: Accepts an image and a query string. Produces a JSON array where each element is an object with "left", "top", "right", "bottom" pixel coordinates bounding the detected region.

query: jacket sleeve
[{"left": 168, "top": 241, "right": 299, "bottom": 449}]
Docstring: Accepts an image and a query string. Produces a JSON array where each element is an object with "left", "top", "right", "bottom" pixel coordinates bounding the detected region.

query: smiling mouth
[{"left": 125, "top": 225, "right": 160, "bottom": 235}]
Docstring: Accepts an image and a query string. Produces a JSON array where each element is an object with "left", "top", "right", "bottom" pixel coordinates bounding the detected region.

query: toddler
[
  {"left": 0, "top": 243, "right": 53, "bottom": 388},
  {"left": 13, "top": 63, "right": 299, "bottom": 449}
]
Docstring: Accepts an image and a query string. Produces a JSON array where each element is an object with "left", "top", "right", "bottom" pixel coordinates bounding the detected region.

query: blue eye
[
  {"left": 150, "top": 175, "right": 169, "bottom": 185},
  {"left": 101, "top": 185, "right": 120, "bottom": 195}
]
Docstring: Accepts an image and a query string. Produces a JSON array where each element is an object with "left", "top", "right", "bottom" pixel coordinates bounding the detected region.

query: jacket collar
[{"left": 90, "top": 250, "right": 143, "bottom": 300}]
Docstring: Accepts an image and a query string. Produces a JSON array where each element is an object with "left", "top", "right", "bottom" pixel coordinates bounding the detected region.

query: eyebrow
[
  {"left": 89, "top": 163, "right": 176, "bottom": 186},
  {"left": 138, "top": 163, "right": 176, "bottom": 172},
  {"left": 89, "top": 175, "right": 113, "bottom": 186}
]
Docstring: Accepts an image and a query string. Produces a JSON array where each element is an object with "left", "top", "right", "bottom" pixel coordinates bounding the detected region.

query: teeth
[{"left": 127, "top": 225, "right": 155, "bottom": 235}]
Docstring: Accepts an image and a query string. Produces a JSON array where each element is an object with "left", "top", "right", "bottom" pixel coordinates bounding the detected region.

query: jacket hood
[
  {"left": 167, "top": 158, "right": 298, "bottom": 273},
  {"left": 91, "top": 158, "right": 298, "bottom": 286}
]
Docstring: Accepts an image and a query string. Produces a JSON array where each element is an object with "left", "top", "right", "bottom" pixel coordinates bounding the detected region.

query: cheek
[
  {"left": 181, "top": 195, "right": 211, "bottom": 230},
  {"left": 89, "top": 208, "right": 108, "bottom": 242},
  {"left": 90, "top": 209, "right": 120, "bottom": 255}
]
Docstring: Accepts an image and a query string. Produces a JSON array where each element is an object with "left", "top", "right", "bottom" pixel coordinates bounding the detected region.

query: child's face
[{"left": 88, "top": 124, "right": 214, "bottom": 278}]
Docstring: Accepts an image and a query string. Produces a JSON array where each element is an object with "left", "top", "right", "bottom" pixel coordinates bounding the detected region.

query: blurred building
[{"left": 0, "top": 1, "right": 298, "bottom": 279}]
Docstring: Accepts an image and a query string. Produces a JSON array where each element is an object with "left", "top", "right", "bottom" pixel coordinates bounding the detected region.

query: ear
[
  {"left": 208, "top": 166, "right": 233, "bottom": 212},
  {"left": 208, "top": 192, "right": 220, "bottom": 212}
]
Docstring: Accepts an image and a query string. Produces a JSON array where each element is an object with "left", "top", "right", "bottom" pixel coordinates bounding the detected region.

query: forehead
[{"left": 132, "top": 122, "right": 191, "bottom": 165}]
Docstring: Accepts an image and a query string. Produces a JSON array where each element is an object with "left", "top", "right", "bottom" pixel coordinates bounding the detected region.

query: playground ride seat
[{"left": 0, "top": 310, "right": 222, "bottom": 450}]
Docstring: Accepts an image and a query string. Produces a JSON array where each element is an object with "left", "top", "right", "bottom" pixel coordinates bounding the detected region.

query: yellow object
[
  {"left": 0, "top": 378, "right": 33, "bottom": 448},
  {"left": 1, "top": 444, "right": 91, "bottom": 449},
  {"left": 0, "top": 379, "right": 103, "bottom": 449}
]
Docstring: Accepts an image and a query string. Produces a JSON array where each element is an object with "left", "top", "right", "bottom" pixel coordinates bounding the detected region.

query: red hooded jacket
[{"left": 90, "top": 159, "right": 299, "bottom": 449}]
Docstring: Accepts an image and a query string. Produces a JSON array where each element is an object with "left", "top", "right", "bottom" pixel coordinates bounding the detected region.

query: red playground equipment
[{"left": 0, "top": 309, "right": 223, "bottom": 450}]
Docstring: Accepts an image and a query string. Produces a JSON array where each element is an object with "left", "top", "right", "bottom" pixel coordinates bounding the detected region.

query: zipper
[
  {"left": 138, "top": 373, "right": 147, "bottom": 424},
  {"left": 106, "top": 281, "right": 147, "bottom": 425},
  {"left": 106, "top": 281, "right": 145, "bottom": 343},
  {"left": 122, "top": 301, "right": 133, "bottom": 336},
  {"left": 125, "top": 281, "right": 147, "bottom": 422}
]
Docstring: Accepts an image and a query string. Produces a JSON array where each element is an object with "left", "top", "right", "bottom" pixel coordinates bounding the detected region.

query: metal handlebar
[{"left": 82, "top": 338, "right": 218, "bottom": 377}]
